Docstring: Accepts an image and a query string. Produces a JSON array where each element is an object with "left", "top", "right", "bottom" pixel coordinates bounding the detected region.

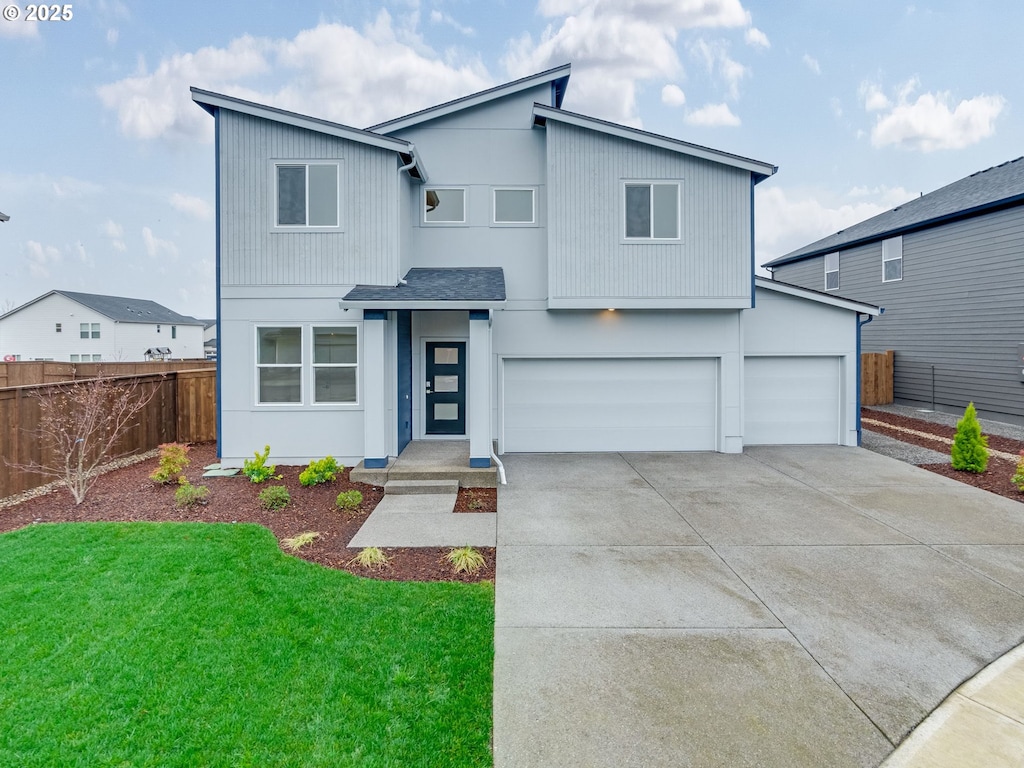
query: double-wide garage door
[
  {"left": 502, "top": 357, "right": 717, "bottom": 452},
  {"left": 744, "top": 356, "right": 841, "bottom": 445}
]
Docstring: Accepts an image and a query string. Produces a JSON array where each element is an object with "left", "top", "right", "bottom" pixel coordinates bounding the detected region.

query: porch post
[
  {"left": 468, "top": 310, "right": 492, "bottom": 468},
  {"left": 363, "top": 310, "right": 388, "bottom": 468}
]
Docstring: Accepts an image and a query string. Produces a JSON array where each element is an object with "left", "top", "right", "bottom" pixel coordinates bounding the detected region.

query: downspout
[
  {"left": 397, "top": 144, "right": 428, "bottom": 183},
  {"left": 856, "top": 312, "right": 878, "bottom": 445},
  {"left": 490, "top": 449, "right": 507, "bottom": 485},
  {"left": 214, "top": 108, "right": 223, "bottom": 459}
]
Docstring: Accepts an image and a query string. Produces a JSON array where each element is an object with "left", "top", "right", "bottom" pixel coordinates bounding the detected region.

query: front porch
[{"left": 350, "top": 440, "right": 499, "bottom": 488}]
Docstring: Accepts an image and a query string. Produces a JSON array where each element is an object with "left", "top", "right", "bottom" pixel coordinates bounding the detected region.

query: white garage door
[
  {"left": 502, "top": 357, "right": 717, "bottom": 452},
  {"left": 745, "top": 356, "right": 841, "bottom": 445}
]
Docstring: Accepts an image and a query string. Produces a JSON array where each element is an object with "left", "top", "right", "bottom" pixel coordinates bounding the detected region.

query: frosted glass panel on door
[
  {"left": 434, "top": 403, "right": 459, "bottom": 420},
  {"left": 434, "top": 347, "right": 459, "bottom": 364},
  {"left": 434, "top": 375, "right": 459, "bottom": 392}
]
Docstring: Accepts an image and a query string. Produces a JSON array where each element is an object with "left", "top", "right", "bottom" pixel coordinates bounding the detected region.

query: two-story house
[
  {"left": 765, "top": 158, "right": 1024, "bottom": 424},
  {"left": 192, "top": 65, "right": 880, "bottom": 470}
]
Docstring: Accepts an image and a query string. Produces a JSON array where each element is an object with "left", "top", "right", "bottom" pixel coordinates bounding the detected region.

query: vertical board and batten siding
[
  {"left": 218, "top": 110, "right": 400, "bottom": 287},
  {"left": 547, "top": 122, "right": 751, "bottom": 303},
  {"left": 772, "top": 206, "right": 1024, "bottom": 420}
]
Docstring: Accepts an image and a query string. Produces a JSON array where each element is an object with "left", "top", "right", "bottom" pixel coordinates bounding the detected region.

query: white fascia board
[
  {"left": 190, "top": 88, "right": 411, "bottom": 154},
  {"left": 533, "top": 104, "right": 777, "bottom": 180},
  {"left": 755, "top": 277, "right": 882, "bottom": 315}
]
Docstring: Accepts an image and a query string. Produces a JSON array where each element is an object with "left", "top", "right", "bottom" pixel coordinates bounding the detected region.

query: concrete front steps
[
  {"left": 351, "top": 441, "right": 499, "bottom": 488},
  {"left": 383, "top": 479, "right": 459, "bottom": 495}
]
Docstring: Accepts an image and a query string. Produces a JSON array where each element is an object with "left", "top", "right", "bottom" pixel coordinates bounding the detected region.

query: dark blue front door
[{"left": 425, "top": 341, "right": 466, "bottom": 435}]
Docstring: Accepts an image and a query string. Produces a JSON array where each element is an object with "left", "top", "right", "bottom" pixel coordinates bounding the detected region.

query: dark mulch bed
[
  {"left": 863, "top": 407, "right": 1024, "bottom": 503},
  {"left": 0, "top": 443, "right": 494, "bottom": 584}
]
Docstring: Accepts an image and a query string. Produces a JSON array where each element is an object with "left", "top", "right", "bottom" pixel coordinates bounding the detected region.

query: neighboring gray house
[
  {"left": 765, "top": 157, "right": 1024, "bottom": 424},
  {"left": 192, "top": 65, "right": 880, "bottom": 470}
]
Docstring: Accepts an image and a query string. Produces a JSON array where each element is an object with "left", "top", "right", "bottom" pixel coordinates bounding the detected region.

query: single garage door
[
  {"left": 745, "top": 356, "right": 841, "bottom": 445},
  {"left": 502, "top": 357, "right": 717, "bottom": 452}
]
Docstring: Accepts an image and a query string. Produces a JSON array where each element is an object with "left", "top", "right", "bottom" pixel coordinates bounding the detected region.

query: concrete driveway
[{"left": 493, "top": 446, "right": 1024, "bottom": 767}]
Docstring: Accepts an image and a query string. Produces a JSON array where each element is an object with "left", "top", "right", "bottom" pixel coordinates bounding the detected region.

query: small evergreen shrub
[
  {"left": 446, "top": 546, "right": 485, "bottom": 574},
  {"left": 299, "top": 456, "right": 341, "bottom": 487},
  {"left": 950, "top": 402, "right": 989, "bottom": 473},
  {"left": 1013, "top": 451, "right": 1024, "bottom": 492},
  {"left": 258, "top": 485, "right": 291, "bottom": 511},
  {"left": 335, "top": 489, "right": 363, "bottom": 511},
  {"left": 175, "top": 480, "right": 210, "bottom": 508},
  {"left": 150, "top": 442, "right": 191, "bottom": 484},
  {"left": 243, "top": 445, "right": 280, "bottom": 484}
]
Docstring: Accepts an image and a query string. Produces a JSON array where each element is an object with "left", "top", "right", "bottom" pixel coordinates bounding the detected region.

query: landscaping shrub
[
  {"left": 243, "top": 445, "right": 280, "bottom": 484},
  {"left": 446, "top": 546, "right": 485, "bottom": 574},
  {"left": 335, "top": 489, "right": 363, "bottom": 511},
  {"left": 1014, "top": 451, "right": 1024, "bottom": 492},
  {"left": 950, "top": 402, "right": 989, "bottom": 473},
  {"left": 299, "top": 456, "right": 341, "bottom": 487},
  {"left": 175, "top": 480, "right": 210, "bottom": 508},
  {"left": 258, "top": 485, "right": 291, "bottom": 511},
  {"left": 150, "top": 442, "right": 191, "bottom": 485},
  {"left": 348, "top": 547, "right": 390, "bottom": 570},
  {"left": 281, "top": 531, "right": 319, "bottom": 551}
]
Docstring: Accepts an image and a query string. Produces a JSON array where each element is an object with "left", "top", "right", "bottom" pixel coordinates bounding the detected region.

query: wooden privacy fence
[
  {"left": 0, "top": 368, "right": 216, "bottom": 499},
  {"left": 861, "top": 350, "right": 894, "bottom": 406},
  {"left": 0, "top": 360, "right": 215, "bottom": 388}
]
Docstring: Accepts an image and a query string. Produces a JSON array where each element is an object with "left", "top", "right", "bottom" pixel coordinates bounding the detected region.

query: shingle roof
[
  {"left": 766, "top": 157, "right": 1024, "bottom": 268},
  {"left": 53, "top": 291, "right": 203, "bottom": 325},
  {"left": 342, "top": 268, "right": 506, "bottom": 308}
]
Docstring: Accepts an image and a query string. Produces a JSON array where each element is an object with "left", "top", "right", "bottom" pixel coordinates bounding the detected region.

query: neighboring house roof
[
  {"left": 765, "top": 156, "right": 1024, "bottom": 268},
  {"left": 754, "top": 276, "right": 882, "bottom": 316},
  {"left": 341, "top": 268, "right": 506, "bottom": 310},
  {"left": 0, "top": 211, "right": 9, "bottom": 222},
  {"left": 532, "top": 104, "right": 777, "bottom": 182},
  {"left": 368, "top": 64, "right": 572, "bottom": 134},
  {"left": 0, "top": 290, "right": 204, "bottom": 325}
]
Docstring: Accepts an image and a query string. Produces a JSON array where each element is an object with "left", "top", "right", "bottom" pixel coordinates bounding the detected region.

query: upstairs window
[
  {"left": 80, "top": 322, "right": 100, "bottom": 339},
  {"left": 824, "top": 252, "right": 840, "bottom": 291},
  {"left": 624, "top": 182, "right": 680, "bottom": 240},
  {"left": 423, "top": 188, "right": 466, "bottom": 224},
  {"left": 493, "top": 188, "right": 535, "bottom": 225},
  {"left": 55, "top": 323, "right": 61, "bottom": 333},
  {"left": 171, "top": 326, "right": 177, "bottom": 339},
  {"left": 275, "top": 163, "right": 339, "bottom": 228},
  {"left": 882, "top": 236, "right": 903, "bottom": 282}
]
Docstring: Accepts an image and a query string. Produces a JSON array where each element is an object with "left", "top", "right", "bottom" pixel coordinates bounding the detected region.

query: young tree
[{"left": 950, "top": 401, "right": 989, "bottom": 473}]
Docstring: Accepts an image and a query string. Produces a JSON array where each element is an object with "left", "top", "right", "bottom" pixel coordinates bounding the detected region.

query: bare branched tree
[{"left": 21, "top": 375, "right": 158, "bottom": 504}]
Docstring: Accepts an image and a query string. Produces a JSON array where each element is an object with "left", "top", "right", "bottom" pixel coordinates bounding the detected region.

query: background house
[
  {"left": 0, "top": 290, "right": 206, "bottom": 363},
  {"left": 765, "top": 157, "right": 1024, "bottom": 425}
]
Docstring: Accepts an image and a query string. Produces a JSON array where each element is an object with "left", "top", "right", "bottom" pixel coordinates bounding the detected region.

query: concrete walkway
[{"left": 493, "top": 447, "right": 1024, "bottom": 767}]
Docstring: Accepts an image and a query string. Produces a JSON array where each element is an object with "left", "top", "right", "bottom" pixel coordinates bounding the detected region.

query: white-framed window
[
  {"left": 70, "top": 354, "right": 78, "bottom": 362},
  {"left": 55, "top": 323, "right": 61, "bottom": 333},
  {"left": 273, "top": 162, "right": 340, "bottom": 229},
  {"left": 312, "top": 326, "right": 358, "bottom": 404},
  {"left": 624, "top": 181, "right": 680, "bottom": 240},
  {"left": 492, "top": 188, "right": 536, "bottom": 225},
  {"left": 824, "top": 252, "right": 840, "bottom": 291},
  {"left": 423, "top": 187, "right": 466, "bottom": 224},
  {"left": 80, "top": 322, "right": 100, "bottom": 339},
  {"left": 882, "top": 236, "right": 903, "bottom": 282},
  {"left": 256, "top": 326, "right": 302, "bottom": 404},
  {"left": 171, "top": 326, "right": 177, "bottom": 339},
  {"left": 70, "top": 354, "right": 99, "bottom": 362}
]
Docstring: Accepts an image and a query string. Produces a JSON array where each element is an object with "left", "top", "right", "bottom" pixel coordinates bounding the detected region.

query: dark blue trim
[
  {"left": 856, "top": 313, "right": 875, "bottom": 445},
  {"left": 469, "top": 457, "right": 491, "bottom": 468},
  {"left": 749, "top": 176, "right": 756, "bottom": 309},
  {"left": 214, "top": 109, "right": 223, "bottom": 459},
  {"left": 468, "top": 309, "right": 489, "bottom": 321},
  {"left": 364, "top": 309, "right": 387, "bottom": 321},
  {"left": 396, "top": 310, "right": 412, "bottom": 455},
  {"left": 363, "top": 457, "right": 388, "bottom": 469}
]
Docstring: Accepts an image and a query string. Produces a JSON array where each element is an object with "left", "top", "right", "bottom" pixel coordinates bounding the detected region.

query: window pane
[
  {"left": 434, "top": 403, "right": 459, "bottom": 420},
  {"left": 307, "top": 165, "right": 338, "bottom": 226},
  {"left": 424, "top": 189, "right": 465, "bottom": 223},
  {"left": 92, "top": 355, "right": 102, "bottom": 362},
  {"left": 277, "top": 165, "right": 306, "bottom": 226},
  {"left": 494, "top": 189, "right": 534, "bottom": 223},
  {"left": 434, "top": 347, "right": 459, "bottom": 364},
  {"left": 652, "top": 184, "right": 678, "bottom": 238},
  {"left": 884, "top": 259, "right": 902, "bottom": 281},
  {"left": 70, "top": 354, "right": 78, "bottom": 362},
  {"left": 314, "top": 367, "right": 357, "bottom": 403},
  {"left": 259, "top": 367, "right": 301, "bottom": 403},
  {"left": 258, "top": 327, "right": 302, "bottom": 365},
  {"left": 80, "top": 323, "right": 88, "bottom": 339},
  {"left": 824, "top": 252, "right": 839, "bottom": 271},
  {"left": 826, "top": 271, "right": 839, "bottom": 290},
  {"left": 91, "top": 323, "right": 100, "bottom": 339},
  {"left": 314, "top": 327, "right": 357, "bottom": 364},
  {"left": 625, "top": 184, "right": 651, "bottom": 238},
  {"left": 434, "top": 375, "right": 459, "bottom": 392}
]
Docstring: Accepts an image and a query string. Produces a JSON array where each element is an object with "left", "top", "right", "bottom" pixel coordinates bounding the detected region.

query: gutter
[
  {"left": 397, "top": 144, "right": 429, "bottom": 183},
  {"left": 856, "top": 309, "right": 884, "bottom": 445}
]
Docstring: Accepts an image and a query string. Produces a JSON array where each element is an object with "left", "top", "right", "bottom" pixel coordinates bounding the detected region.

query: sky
[{"left": 1, "top": 0, "right": 1021, "bottom": 319}]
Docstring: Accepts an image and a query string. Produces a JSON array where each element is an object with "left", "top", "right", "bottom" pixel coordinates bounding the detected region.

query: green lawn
[{"left": 0, "top": 523, "right": 494, "bottom": 767}]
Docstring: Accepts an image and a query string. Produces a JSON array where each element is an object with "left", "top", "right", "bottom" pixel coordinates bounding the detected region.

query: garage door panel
[{"left": 745, "top": 356, "right": 840, "bottom": 445}]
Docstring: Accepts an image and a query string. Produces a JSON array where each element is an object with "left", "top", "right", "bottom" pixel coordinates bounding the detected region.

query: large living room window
[
  {"left": 274, "top": 162, "right": 339, "bottom": 229},
  {"left": 624, "top": 182, "right": 680, "bottom": 240},
  {"left": 312, "top": 326, "right": 358, "bottom": 404},
  {"left": 257, "top": 326, "right": 302, "bottom": 404}
]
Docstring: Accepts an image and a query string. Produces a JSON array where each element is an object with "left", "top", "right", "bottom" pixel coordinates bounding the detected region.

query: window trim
[
  {"left": 253, "top": 324, "right": 362, "bottom": 408},
  {"left": 622, "top": 180, "right": 682, "bottom": 242},
  {"left": 255, "top": 325, "right": 304, "bottom": 407},
  {"left": 270, "top": 160, "right": 342, "bottom": 232},
  {"left": 491, "top": 187, "right": 537, "bottom": 226},
  {"left": 824, "top": 252, "right": 840, "bottom": 291},
  {"left": 311, "top": 325, "right": 360, "bottom": 406},
  {"left": 80, "top": 322, "right": 100, "bottom": 339},
  {"left": 422, "top": 186, "right": 468, "bottom": 226},
  {"left": 882, "top": 236, "right": 903, "bottom": 283}
]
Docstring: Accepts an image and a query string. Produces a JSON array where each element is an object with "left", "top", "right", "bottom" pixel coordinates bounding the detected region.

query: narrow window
[
  {"left": 493, "top": 188, "right": 535, "bottom": 224},
  {"left": 624, "top": 182, "right": 679, "bottom": 240},
  {"left": 312, "top": 327, "right": 358, "bottom": 404},
  {"left": 423, "top": 188, "right": 466, "bottom": 223},
  {"left": 80, "top": 323, "right": 89, "bottom": 339},
  {"left": 92, "top": 354, "right": 102, "bottom": 362},
  {"left": 171, "top": 326, "right": 177, "bottom": 339},
  {"left": 257, "top": 327, "right": 302, "bottom": 404},
  {"left": 91, "top": 323, "right": 100, "bottom": 339},
  {"left": 275, "top": 163, "right": 339, "bottom": 228},
  {"left": 70, "top": 354, "right": 79, "bottom": 362},
  {"left": 825, "top": 252, "right": 840, "bottom": 291},
  {"left": 882, "top": 236, "right": 903, "bottom": 282},
  {"left": 55, "top": 323, "right": 61, "bottom": 333}
]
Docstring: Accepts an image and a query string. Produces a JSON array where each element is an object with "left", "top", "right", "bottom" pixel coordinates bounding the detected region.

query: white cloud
[
  {"left": 0, "top": 17, "right": 38, "bottom": 39},
  {"left": 661, "top": 84, "right": 686, "bottom": 107},
  {"left": 24, "top": 241, "right": 62, "bottom": 278},
  {"left": 689, "top": 38, "right": 747, "bottom": 99},
  {"left": 429, "top": 9, "right": 475, "bottom": 36},
  {"left": 859, "top": 81, "right": 891, "bottom": 112},
  {"left": 802, "top": 54, "right": 820, "bottom": 75},
  {"left": 538, "top": 0, "right": 750, "bottom": 28},
  {"left": 847, "top": 185, "right": 914, "bottom": 207},
  {"left": 101, "top": 219, "right": 127, "bottom": 252},
  {"left": 142, "top": 227, "right": 179, "bottom": 262},
  {"left": 170, "top": 193, "right": 213, "bottom": 221},
  {"left": 744, "top": 27, "right": 769, "bottom": 48},
  {"left": 685, "top": 102, "right": 740, "bottom": 127}
]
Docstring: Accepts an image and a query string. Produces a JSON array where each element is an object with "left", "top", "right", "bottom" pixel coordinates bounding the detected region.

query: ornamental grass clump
[
  {"left": 446, "top": 546, "right": 486, "bottom": 575},
  {"left": 348, "top": 547, "right": 390, "bottom": 570},
  {"left": 299, "top": 456, "right": 341, "bottom": 487},
  {"left": 281, "top": 531, "right": 319, "bottom": 552},
  {"left": 150, "top": 442, "right": 191, "bottom": 485},
  {"left": 1013, "top": 451, "right": 1024, "bottom": 492},
  {"left": 950, "top": 402, "right": 989, "bottom": 473}
]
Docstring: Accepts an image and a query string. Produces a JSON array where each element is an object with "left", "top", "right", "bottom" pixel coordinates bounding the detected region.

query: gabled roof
[
  {"left": 341, "top": 268, "right": 506, "bottom": 310},
  {"left": 754, "top": 276, "right": 882, "bottom": 316},
  {"left": 766, "top": 157, "right": 1024, "bottom": 268},
  {"left": 532, "top": 104, "right": 777, "bottom": 182},
  {"left": 0, "top": 290, "right": 204, "bottom": 325},
  {"left": 368, "top": 64, "right": 572, "bottom": 134}
]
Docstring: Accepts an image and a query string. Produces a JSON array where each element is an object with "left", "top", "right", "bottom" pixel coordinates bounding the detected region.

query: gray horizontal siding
[
  {"left": 773, "top": 206, "right": 1024, "bottom": 419},
  {"left": 547, "top": 122, "right": 751, "bottom": 301},
  {"left": 219, "top": 110, "right": 399, "bottom": 287}
]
